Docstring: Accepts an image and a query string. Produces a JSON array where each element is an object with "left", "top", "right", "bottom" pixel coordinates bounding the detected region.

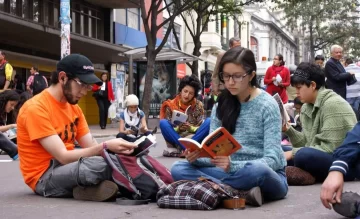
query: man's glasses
[
  {"left": 219, "top": 72, "right": 248, "bottom": 82},
  {"left": 72, "top": 78, "right": 93, "bottom": 91}
]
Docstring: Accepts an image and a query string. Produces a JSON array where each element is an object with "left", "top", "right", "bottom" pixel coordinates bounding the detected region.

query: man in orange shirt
[{"left": 17, "top": 54, "right": 136, "bottom": 201}]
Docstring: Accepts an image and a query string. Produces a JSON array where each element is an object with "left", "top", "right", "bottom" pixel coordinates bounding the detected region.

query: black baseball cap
[{"left": 57, "top": 54, "right": 102, "bottom": 85}]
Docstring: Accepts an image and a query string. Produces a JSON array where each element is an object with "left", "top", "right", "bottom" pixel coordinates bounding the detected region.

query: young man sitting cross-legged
[
  {"left": 17, "top": 54, "right": 136, "bottom": 201},
  {"left": 282, "top": 62, "right": 357, "bottom": 185}
]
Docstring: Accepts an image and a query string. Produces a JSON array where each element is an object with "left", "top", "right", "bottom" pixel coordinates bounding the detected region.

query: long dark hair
[
  {"left": 217, "top": 47, "right": 258, "bottom": 134},
  {"left": 0, "top": 90, "right": 20, "bottom": 124}
]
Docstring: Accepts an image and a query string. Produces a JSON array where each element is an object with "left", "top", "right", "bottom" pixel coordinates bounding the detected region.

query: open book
[
  {"left": 131, "top": 134, "right": 156, "bottom": 157},
  {"left": 273, "top": 93, "right": 290, "bottom": 126},
  {"left": 178, "top": 127, "right": 241, "bottom": 158},
  {"left": 5, "top": 128, "right": 17, "bottom": 140},
  {"left": 171, "top": 106, "right": 191, "bottom": 126}
]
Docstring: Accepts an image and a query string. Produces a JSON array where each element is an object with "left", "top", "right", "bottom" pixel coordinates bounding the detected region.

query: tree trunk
[
  {"left": 191, "top": 36, "right": 202, "bottom": 76},
  {"left": 309, "top": 21, "right": 315, "bottom": 61},
  {"left": 141, "top": 49, "right": 156, "bottom": 120}
]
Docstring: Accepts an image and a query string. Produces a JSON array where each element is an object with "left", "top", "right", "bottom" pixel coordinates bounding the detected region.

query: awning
[{"left": 124, "top": 47, "right": 201, "bottom": 64}]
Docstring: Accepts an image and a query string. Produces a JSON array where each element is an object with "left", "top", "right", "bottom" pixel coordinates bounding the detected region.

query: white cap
[{"left": 125, "top": 94, "right": 139, "bottom": 107}]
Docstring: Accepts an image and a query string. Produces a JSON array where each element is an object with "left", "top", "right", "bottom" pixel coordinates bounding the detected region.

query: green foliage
[{"left": 275, "top": 0, "right": 360, "bottom": 58}]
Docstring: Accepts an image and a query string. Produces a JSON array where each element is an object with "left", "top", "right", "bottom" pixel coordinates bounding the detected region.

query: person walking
[{"left": 92, "top": 73, "right": 114, "bottom": 129}]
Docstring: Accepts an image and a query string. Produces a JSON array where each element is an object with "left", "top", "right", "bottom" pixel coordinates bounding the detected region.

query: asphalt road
[{"left": 0, "top": 134, "right": 358, "bottom": 219}]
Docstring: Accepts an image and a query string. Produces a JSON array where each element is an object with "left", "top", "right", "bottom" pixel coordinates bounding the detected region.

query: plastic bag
[{"left": 108, "top": 103, "right": 117, "bottom": 119}]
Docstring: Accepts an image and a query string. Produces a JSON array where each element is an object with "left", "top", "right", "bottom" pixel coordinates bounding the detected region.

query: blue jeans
[
  {"left": 347, "top": 97, "right": 360, "bottom": 119},
  {"left": 171, "top": 161, "right": 288, "bottom": 201},
  {"left": 282, "top": 146, "right": 359, "bottom": 182},
  {"left": 159, "top": 118, "right": 211, "bottom": 150}
]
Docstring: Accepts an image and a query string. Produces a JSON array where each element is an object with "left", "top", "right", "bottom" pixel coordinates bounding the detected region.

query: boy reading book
[{"left": 179, "top": 127, "right": 241, "bottom": 158}]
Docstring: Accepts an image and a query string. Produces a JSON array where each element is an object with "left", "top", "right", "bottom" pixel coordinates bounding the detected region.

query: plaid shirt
[{"left": 157, "top": 180, "right": 231, "bottom": 210}]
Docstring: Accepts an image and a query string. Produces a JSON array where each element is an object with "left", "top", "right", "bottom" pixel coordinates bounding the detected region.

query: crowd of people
[{"left": 1, "top": 40, "right": 360, "bottom": 218}]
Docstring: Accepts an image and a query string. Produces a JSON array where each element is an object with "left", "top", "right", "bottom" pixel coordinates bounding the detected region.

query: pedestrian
[
  {"left": 17, "top": 54, "right": 136, "bottom": 201},
  {"left": 92, "top": 73, "right": 115, "bottom": 129},
  {"left": 264, "top": 54, "right": 291, "bottom": 103},
  {"left": 0, "top": 51, "right": 14, "bottom": 90},
  {"left": 325, "top": 45, "right": 355, "bottom": 99},
  {"left": 26, "top": 66, "right": 48, "bottom": 95},
  {"left": 344, "top": 58, "right": 360, "bottom": 120},
  {"left": 171, "top": 47, "right": 288, "bottom": 207}
]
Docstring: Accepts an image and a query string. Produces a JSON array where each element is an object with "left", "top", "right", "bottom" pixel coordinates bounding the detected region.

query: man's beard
[{"left": 62, "top": 81, "right": 78, "bottom": 105}]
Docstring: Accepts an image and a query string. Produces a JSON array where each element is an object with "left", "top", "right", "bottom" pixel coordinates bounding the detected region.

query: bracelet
[{"left": 102, "top": 141, "right": 108, "bottom": 150}]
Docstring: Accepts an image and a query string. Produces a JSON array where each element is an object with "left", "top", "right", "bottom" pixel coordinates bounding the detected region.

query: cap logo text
[{"left": 83, "top": 66, "right": 94, "bottom": 70}]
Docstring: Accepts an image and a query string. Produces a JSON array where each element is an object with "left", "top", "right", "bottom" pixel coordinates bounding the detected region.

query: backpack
[
  {"left": 156, "top": 178, "right": 244, "bottom": 210},
  {"left": 101, "top": 149, "right": 173, "bottom": 203},
  {"left": 32, "top": 74, "right": 47, "bottom": 95}
]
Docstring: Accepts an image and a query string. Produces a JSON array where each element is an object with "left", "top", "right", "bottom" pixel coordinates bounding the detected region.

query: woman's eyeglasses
[{"left": 219, "top": 72, "right": 248, "bottom": 82}]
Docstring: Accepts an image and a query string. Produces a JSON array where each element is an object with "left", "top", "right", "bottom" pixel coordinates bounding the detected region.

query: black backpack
[{"left": 32, "top": 74, "right": 47, "bottom": 95}]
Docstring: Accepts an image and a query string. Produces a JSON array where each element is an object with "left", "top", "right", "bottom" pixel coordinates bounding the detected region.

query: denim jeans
[
  {"left": 159, "top": 118, "right": 211, "bottom": 150},
  {"left": 171, "top": 161, "right": 288, "bottom": 201},
  {"left": 347, "top": 97, "right": 360, "bottom": 119},
  {"left": 282, "top": 146, "right": 359, "bottom": 182}
]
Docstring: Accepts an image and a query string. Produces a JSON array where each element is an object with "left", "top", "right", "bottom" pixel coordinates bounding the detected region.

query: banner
[{"left": 138, "top": 61, "right": 177, "bottom": 117}]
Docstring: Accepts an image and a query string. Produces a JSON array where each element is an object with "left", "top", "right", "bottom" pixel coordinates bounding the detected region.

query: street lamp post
[{"left": 60, "top": 0, "right": 72, "bottom": 59}]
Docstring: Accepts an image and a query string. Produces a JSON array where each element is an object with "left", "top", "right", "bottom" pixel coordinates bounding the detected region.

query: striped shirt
[{"left": 345, "top": 64, "right": 360, "bottom": 99}]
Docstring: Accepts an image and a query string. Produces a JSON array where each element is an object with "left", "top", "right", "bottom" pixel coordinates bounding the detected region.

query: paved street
[{"left": 0, "top": 133, "right": 358, "bottom": 219}]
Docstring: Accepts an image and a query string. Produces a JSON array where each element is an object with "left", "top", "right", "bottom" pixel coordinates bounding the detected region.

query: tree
[
  {"left": 137, "top": 0, "right": 195, "bottom": 119},
  {"left": 171, "top": 0, "right": 265, "bottom": 76},
  {"left": 275, "top": 0, "right": 360, "bottom": 60}
]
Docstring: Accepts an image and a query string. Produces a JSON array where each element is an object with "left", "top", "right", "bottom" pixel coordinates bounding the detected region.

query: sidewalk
[{"left": 90, "top": 118, "right": 160, "bottom": 138}]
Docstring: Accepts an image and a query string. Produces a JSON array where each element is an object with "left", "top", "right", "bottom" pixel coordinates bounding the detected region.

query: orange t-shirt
[{"left": 17, "top": 90, "right": 89, "bottom": 191}]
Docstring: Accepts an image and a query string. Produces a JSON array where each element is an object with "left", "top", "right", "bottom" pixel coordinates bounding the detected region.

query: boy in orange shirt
[{"left": 17, "top": 54, "right": 136, "bottom": 201}]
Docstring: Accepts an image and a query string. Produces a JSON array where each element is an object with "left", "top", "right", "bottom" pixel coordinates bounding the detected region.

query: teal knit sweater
[
  {"left": 285, "top": 87, "right": 357, "bottom": 156},
  {"left": 193, "top": 90, "right": 286, "bottom": 173}
]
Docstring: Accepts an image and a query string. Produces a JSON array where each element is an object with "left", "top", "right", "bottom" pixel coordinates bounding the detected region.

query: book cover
[
  {"left": 6, "top": 128, "right": 17, "bottom": 140},
  {"left": 273, "top": 93, "right": 290, "bottom": 126},
  {"left": 179, "top": 127, "right": 241, "bottom": 158},
  {"left": 171, "top": 110, "right": 188, "bottom": 126},
  {"left": 132, "top": 134, "right": 157, "bottom": 157}
]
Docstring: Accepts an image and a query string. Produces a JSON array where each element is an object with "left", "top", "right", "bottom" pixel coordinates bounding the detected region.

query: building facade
[{"left": 0, "top": 0, "right": 138, "bottom": 124}]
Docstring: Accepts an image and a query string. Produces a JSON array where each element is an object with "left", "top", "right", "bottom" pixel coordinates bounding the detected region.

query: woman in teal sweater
[
  {"left": 283, "top": 62, "right": 357, "bottom": 185},
  {"left": 171, "top": 47, "right": 288, "bottom": 207}
]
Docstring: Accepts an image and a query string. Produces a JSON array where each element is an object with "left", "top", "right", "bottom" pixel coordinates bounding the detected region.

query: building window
[
  {"left": 163, "top": 22, "right": 181, "bottom": 49},
  {"left": 251, "top": 36, "right": 258, "bottom": 62},
  {"left": 127, "top": 8, "right": 139, "bottom": 30}
]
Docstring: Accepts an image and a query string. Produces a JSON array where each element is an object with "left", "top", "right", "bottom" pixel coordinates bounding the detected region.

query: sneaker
[
  {"left": 151, "top": 126, "right": 158, "bottom": 135},
  {"left": 232, "top": 186, "right": 263, "bottom": 207},
  {"left": 73, "top": 180, "right": 118, "bottom": 202},
  {"left": 333, "top": 192, "right": 360, "bottom": 218},
  {"left": 285, "top": 166, "right": 316, "bottom": 185}
]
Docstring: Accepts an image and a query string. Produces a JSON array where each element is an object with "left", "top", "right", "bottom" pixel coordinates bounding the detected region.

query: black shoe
[
  {"left": 333, "top": 192, "right": 360, "bottom": 218},
  {"left": 151, "top": 126, "right": 158, "bottom": 135},
  {"left": 73, "top": 180, "right": 118, "bottom": 202},
  {"left": 101, "top": 126, "right": 106, "bottom": 129}
]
